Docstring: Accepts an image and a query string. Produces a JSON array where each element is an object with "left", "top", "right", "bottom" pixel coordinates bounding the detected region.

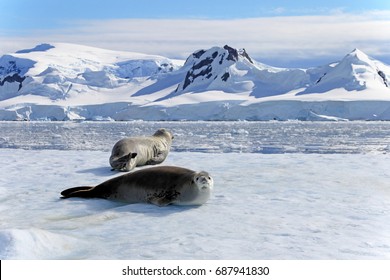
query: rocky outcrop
[
  {"left": 174, "top": 45, "right": 254, "bottom": 93},
  {"left": 378, "top": 70, "right": 388, "bottom": 87},
  {"left": 0, "top": 73, "right": 26, "bottom": 91}
]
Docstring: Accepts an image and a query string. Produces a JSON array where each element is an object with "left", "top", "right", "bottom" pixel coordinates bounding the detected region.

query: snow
[
  {"left": 0, "top": 43, "right": 183, "bottom": 105},
  {"left": 301, "top": 49, "right": 390, "bottom": 94},
  {"left": 1, "top": 43, "right": 390, "bottom": 121},
  {"left": 1, "top": 121, "right": 390, "bottom": 260}
]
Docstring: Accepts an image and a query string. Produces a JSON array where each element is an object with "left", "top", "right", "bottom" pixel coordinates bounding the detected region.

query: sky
[{"left": 1, "top": 0, "right": 390, "bottom": 67}]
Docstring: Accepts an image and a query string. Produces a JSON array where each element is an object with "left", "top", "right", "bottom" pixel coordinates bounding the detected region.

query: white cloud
[{"left": 1, "top": 11, "right": 390, "bottom": 67}]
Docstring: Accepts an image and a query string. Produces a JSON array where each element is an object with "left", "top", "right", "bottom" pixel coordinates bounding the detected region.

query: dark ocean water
[{"left": 1, "top": 121, "right": 390, "bottom": 154}]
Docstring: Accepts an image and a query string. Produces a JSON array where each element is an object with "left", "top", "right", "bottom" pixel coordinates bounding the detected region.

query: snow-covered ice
[{"left": 0, "top": 121, "right": 390, "bottom": 260}]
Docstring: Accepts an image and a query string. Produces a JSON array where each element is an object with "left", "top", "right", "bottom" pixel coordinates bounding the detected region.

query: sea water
[{"left": 1, "top": 120, "right": 390, "bottom": 153}]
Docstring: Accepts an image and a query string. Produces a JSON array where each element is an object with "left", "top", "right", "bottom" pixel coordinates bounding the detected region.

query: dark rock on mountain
[{"left": 0, "top": 73, "right": 26, "bottom": 91}]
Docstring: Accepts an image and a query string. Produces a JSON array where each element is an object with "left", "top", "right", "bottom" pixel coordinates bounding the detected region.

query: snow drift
[{"left": 0, "top": 43, "right": 390, "bottom": 121}]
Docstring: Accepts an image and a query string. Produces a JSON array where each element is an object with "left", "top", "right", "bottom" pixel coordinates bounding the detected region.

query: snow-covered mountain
[
  {"left": 302, "top": 48, "right": 389, "bottom": 94},
  {"left": 0, "top": 43, "right": 182, "bottom": 101},
  {"left": 0, "top": 43, "right": 390, "bottom": 121},
  {"left": 161, "top": 45, "right": 308, "bottom": 99},
  {"left": 175, "top": 45, "right": 257, "bottom": 94}
]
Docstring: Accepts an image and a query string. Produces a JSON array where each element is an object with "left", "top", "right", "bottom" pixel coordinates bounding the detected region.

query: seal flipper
[
  {"left": 112, "top": 152, "right": 137, "bottom": 171},
  {"left": 147, "top": 190, "right": 180, "bottom": 207},
  {"left": 60, "top": 186, "right": 94, "bottom": 198},
  {"left": 118, "top": 152, "right": 137, "bottom": 163},
  {"left": 148, "top": 196, "right": 175, "bottom": 207},
  {"left": 146, "top": 151, "right": 168, "bottom": 165}
]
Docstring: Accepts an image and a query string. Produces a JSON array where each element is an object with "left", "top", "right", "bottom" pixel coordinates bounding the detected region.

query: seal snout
[{"left": 195, "top": 173, "right": 213, "bottom": 191}]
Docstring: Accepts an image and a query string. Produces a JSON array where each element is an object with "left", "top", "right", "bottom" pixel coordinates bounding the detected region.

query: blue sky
[
  {"left": 2, "top": 0, "right": 389, "bottom": 24},
  {"left": 1, "top": 0, "right": 390, "bottom": 67}
]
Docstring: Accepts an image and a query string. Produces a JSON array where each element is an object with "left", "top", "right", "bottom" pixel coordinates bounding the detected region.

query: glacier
[{"left": 0, "top": 43, "right": 390, "bottom": 121}]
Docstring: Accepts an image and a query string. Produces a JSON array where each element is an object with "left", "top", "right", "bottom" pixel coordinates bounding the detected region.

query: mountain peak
[
  {"left": 344, "top": 48, "right": 372, "bottom": 64},
  {"left": 350, "top": 48, "right": 363, "bottom": 54},
  {"left": 301, "top": 48, "right": 390, "bottom": 94},
  {"left": 15, "top": 43, "right": 55, "bottom": 54},
  {"left": 175, "top": 45, "right": 254, "bottom": 93}
]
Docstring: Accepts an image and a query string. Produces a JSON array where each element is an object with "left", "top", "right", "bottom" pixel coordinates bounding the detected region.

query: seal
[
  {"left": 109, "top": 128, "right": 174, "bottom": 172},
  {"left": 60, "top": 166, "right": 213, "bottom": 207}
]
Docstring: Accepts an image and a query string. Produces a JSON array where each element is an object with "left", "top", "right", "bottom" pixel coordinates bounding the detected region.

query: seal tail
[{"left": 60, "top": 186, "right": 94, "bottom": 199}]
